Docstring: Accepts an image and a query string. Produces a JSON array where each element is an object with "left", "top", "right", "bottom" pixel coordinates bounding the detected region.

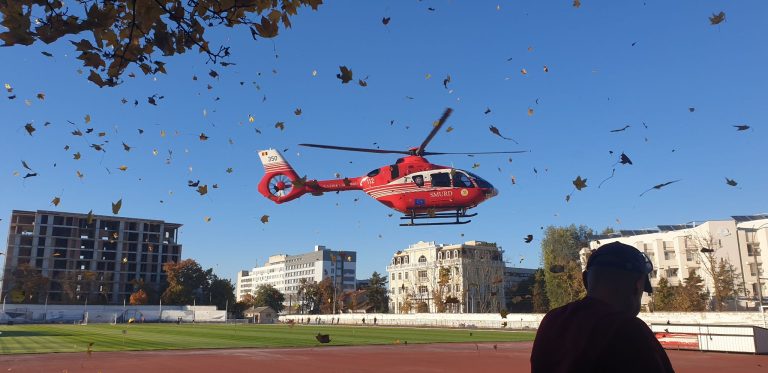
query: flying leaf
[
  {"left": 484, "top": 107, "right": 491, "bottom": 114},
  {"left": 204, "top": 216, "right": 212, "bottom": 222},
  {"left": 573, "top": 176, "right": 587, "bottom": 190},
  {"left": 382, "top": 17, "right": 391, "bottom": 25},
  {"left": 294, "top": 108, "right": 303, "bottom": 116},
  {"left": 24, "top": 123, "right": 35, "bottom": 135},
  {"left": 688, "top": 107, "right": 695, "bottom": 112},
  {"left": 709, "top": 11, "right": 726, "bottom": 25},
  {"left": 620, "top": 152, "right": 632, "bottom": 165},
  {"left": 524, "top": 234, "right": 533, "bottom": 243},
  {"left": 23, "top": 172, "right": 37, "bottom": 178},
  {"left": 226, "top": 168, "right": 233, "bottom": 174},
  {"left": 86, "top": 210, "right": 94, "bottom": 224},
  {"left": 152, "top": 149, "right": 158, "bottom": 156},
  {"left": 112, "top": 198, "right": 122, "bottom": 214},
  {"left": 199, "top": 133, "right": 209, "bottom": 141},
  {"left": 209, "top": 69, "right": 219, "bottom": 78},
  {"left": 72, "top": 152, "right": 81, "bottom": 160},
  {"left": 160, "top": 130, "right": 166, "bottom": 137},
  {"left": 337, "top": 66, "right": 353, "bottom": 84},
  {"left": 84, "top": 114, "right": 91, "bottom": 124},
  {"left": 249, "top": 115, "right": 255, "bottom": 123},
  {"left": 21, "top": 160, "right": 32, "bottom": 171},
  {"left": 72, "top": 129, "right": 83, "bottom": 136},
  {"left": 489, "top": 125, "right": 519, "bottom": 144},
  {"left": 521, "top": 68, "right": 528, "bottom": 75},
  {"left": 543, "top": 65, "right": 549, "bottom": 72},
  {"left": 122, "top": 142, "right": 131, "bottom": 151},
  {"left": 118, "top": 165, "right": 128, "bottom": 171},
  {"left": 260, "top": 215, "right": 269, "bottom": 224},
  {"left": 197, "top": 185, "right": 208, "bottom": 196},
  {"left": 275, "top": 122, "right": 285, "bottom": 130},
  {"left": 4, "top": 83, "right": 12, "bottom": 92},
  {"left": 358, "top": 79, "right": 368, "bottom": 87},
  {"left": 51, "top": 197, "right": 61, "bottom": 206},
  {"left": 188, "top": 180, "right": 200, "bottom": 187},
  {"left": 527, "top": 108, "right": 534, "bottom": 116},
  {"left": 639, "top": 180, "right": 681, "bottom": 197},
  {"left": 443, "top": 74, "right": 451, "bottom": 89},
  {"left": 733, "top": 125, "right": 750, "bottom": 131},
  {"left": 610, "top": 125, "right": 630, "bottom": 133},
  {"left": 446, "top": 126, "right": 454, "bottom": 133},
  {"left": 573, "top": 0, "right": 581, "bottom": 8},
  {"left": 76, "top": 170, "right": 84, "bottom": 179},
  {"left": 725, "top": 177, "right": 738, "bottom": 187}
]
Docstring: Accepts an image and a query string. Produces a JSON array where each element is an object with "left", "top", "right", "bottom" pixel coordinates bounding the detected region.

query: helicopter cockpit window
[
  {"left": 390, "top": 165, "right": 399, "bottom": 179},
  {"left": 367, "top": 168, "right": 381, "bottom": 177},
  {"left": 453, "top": 172, "right": 474, "bottom": 188},
  {"left": 466, "top": 171, "right": 493, "bottom": 189},
  {"left": 413, "top": 175, "right": 424, "bottom": 187},
  {"left": 431, "top": 172, "right": 451, "bottom": 187}
]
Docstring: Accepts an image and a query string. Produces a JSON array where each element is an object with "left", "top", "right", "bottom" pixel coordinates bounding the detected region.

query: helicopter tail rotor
[{"left": 257, "top": 149, "right": 307, "bottom": 204}]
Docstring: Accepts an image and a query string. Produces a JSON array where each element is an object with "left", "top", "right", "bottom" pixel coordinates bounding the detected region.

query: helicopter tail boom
[{"left": 257, "top": 149, "right": 306, "bottom": 204}]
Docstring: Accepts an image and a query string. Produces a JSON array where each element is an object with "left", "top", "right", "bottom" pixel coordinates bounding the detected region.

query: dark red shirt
[{"left": 531, "top": 296, "right": 674, "bottom": 373}]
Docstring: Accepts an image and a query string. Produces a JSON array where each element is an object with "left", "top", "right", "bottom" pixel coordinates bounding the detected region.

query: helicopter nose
[{"left": 486, "top": 187, "right": 498, "bottom": 199}]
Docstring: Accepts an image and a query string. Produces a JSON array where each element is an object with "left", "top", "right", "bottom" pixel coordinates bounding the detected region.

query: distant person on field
[{"left": 531, "top": 242, "right": 674, "bottom": 373}]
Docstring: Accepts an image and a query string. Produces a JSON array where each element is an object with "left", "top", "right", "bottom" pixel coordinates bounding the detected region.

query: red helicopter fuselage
[{"left": 257, "top": 149, "right": 498, "bottom": 215}]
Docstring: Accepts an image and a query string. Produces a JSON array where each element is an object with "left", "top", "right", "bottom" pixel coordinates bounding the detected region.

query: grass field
[{"left": 0, "top": 323, "right": 536, "bottom": 355}]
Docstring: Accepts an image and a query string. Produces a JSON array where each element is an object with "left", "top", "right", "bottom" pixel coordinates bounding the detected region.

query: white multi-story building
[
  {"left": 582, "top": 214, "right": 768, "bottom": 310},
  {"left": 236, "top": 245, "right": 357, "bottom": 308},
  {"left": 386, "top": 240, "right": 506, "bottom": 314}
]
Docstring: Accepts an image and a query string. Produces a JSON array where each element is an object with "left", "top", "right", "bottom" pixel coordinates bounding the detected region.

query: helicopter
[{"left": 257, "top": 108, "right": 526, "bottom": 226}]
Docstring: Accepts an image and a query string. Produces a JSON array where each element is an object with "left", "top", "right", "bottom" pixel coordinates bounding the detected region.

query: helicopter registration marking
[{"left": 430, "top": 191, "right": 452, "bottom": 198}]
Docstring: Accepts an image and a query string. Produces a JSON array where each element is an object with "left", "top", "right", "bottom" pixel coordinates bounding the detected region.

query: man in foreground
[{"left": 531, "top": 242, "right": 674, "bottom": 372}]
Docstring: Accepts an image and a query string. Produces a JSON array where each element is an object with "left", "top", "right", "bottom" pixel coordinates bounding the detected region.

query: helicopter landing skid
[{"left": 399, "top": 211, "right": 477, "bottom": 226}]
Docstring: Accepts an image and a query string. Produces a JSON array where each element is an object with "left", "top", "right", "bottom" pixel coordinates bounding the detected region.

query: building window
[
  {"left": 398, "top": 273, "right": 402, "bottom": 280},
  {"left": 748, "top": 243, "right": 761, "bottom": 257},
  {"left": 418, "top": 270, "right": 428, "bottom": 280},
  {"left": 455, "top": 284, "right": 461, "bottom": 292},
  {"left": 391, "top": 273, "right": 395, "bottom": 281},
  {"left": 418, "top": 285, "right": 428, "bottom": 294},
  {"left": 404, "top": 272, "right": 409, "bottom": 280},
  {"left": 418, "top": 255, "right": 427, "bottom": 263},
  {"left": 685, "top": 249, "right": 698, "bottom": 262},
  {"left": 438, "top": 252, "right": 443, "bottom": 260},
  {"left": 667, "top": 268, "right": 678, "bottom": 278},
  {"left": 664, "top": 250, "right": 676, "bottom": 261}
]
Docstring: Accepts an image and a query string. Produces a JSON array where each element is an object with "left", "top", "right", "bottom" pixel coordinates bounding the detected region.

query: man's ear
[{"left": 582, "top": 271, "right": 588, "bottom": 291}]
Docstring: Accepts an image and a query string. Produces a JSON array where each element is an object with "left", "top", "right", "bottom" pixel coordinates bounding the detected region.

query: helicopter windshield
[{"left": 465, "top": 171, "right": 493, "bottom": 189}]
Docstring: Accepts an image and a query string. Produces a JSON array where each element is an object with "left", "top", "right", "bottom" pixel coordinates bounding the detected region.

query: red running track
[{"left": 1, "top": 342, "right": 767, "bottom": 372}]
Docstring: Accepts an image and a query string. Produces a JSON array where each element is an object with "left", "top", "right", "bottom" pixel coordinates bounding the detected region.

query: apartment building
[
  {"left": 583, "top": 214, "right": 768, "bottom": 309},
  {"left": 2, "top": 210, "right": 182, "bottom": 304},
  {"left": 386, "top": 240, "right": 506, "bottom": 314},
  {"left": 236, "top": 245, "right": 357, "bottom": 306}
]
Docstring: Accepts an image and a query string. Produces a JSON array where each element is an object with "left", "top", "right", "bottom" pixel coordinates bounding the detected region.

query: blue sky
[{"left": 2, "top": 1, "right": 767, "bottom": 282}]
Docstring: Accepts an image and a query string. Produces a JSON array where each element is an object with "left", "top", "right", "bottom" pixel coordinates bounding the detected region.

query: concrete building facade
[
  {"left": 2, "top": 210, "right": 182, "bottom": 305},
  {"left": 583, "top": 214, "right": 768, "bottom": 310},
  {"left": 386, "top": 240, "right": 506, "bottom": 314},
  {"left": 236, "top": 245, "right": 357, "bottom": 308}
]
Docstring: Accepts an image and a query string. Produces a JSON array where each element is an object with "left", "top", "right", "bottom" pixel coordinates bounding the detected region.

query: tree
[
  {"left": 130, "top": 277, "right": 157, "bottom": 304},
  {"left": 129, "top": 289, "right": 149, "bottom": 305},
  {"left": 364, "top": 272, "right": 389, "bottom": 313},
  {"left": 711, "top": 259, "right": 741, "bottom": 311},
  {"left": 532, "top": 269, "right": 550, "bottom": 313},
  {"left": 253, "top": 284, "right": 285, "bottom": 313},
  {"left": 652, "top": 276, "right": 676, "bottom": 311},
  {"left": 688, "top": 231, "right": 743, "bottom": 311},
  {"left": 431, "top": 267, "right": 451, "bottom": 313},
  {"left": 161, "top": 259, "right": 207, "bottom": 305},
  {"left": 0, "top": 0, "right": 323, "bottom": 86},
  {"left": 8, "top": 264, "right": 49, "bottom": 304},
  {"left": 541, "top": 225, "right": 591, "bottom": 309},
  {"left": 207, "top": 275, "right": 236, "bottom": 311},
  {"left": 676, "top": 272, "right": 707, "bottom": 312},
  {"left": 317, "top": 277, "right": 334, "bottom": 314},
  {"left": 297, "top": 278, "right": 321, "bottom": 314}
]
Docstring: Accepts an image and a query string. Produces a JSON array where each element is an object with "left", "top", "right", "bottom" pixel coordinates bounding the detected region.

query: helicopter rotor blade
[
  {"left": 416, "top": 108, "right": 453, "bottom": 156},
  {"left": 299, "top": 143, "right": 411, "bottom": 155},
  {"left": 422, "top": 150, "right": 530, "bottom": 155}
]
